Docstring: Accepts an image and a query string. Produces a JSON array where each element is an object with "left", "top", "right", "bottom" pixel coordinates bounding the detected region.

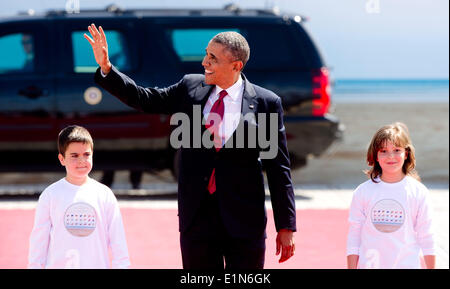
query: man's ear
[
  {"left": 58, "top": 153, "right": 66, "bottom": 166},
  {"left": 233, "top": 60, "right": 243, "bottom": 72}
]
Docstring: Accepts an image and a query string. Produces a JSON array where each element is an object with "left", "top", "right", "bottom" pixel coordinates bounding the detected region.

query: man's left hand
[{"left": 276, "top": 229, "right": 295, "bottom": 263}]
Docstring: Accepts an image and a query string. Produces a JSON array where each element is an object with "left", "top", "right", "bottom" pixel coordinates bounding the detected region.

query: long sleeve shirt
[
  {"left": 28, "top": 177, "right": 130, "bottom": 269},
  {"left": 347, "top": 176, "right": 435, "bottom": 269}
]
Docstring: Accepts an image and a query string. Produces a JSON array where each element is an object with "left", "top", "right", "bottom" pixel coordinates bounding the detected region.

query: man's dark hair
[{"left": 211, "top": 31, "right": 250, "bottom": 70}]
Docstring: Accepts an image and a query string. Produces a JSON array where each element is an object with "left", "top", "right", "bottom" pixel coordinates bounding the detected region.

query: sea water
[{"left": 332, "top": 79, "right": 449, "bottom": 103}]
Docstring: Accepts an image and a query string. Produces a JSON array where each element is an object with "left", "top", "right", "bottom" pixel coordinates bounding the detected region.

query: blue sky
[{"left": 0, "top": 0, "right": 448, "bottom": 79}]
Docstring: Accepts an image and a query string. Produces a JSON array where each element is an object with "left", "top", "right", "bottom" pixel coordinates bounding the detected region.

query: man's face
[{"left": 202, "top": 41, "right": 242, "bottom": 89}]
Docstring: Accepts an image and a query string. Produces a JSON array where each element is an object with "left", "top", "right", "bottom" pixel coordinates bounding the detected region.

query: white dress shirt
[{"left": 202, "top": 75, "right": 244, "bottom": 146}]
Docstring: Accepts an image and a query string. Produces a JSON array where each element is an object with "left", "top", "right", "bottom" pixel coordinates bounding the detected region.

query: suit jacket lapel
[
  {"left": 193, "top": 81, "right": 214, "bottom": 141},
  {"left": 240, "top": 73, "right": 257, "bottom": 118},
  {"left": 222, "top": 74, "right": 258, "bottom": 149},
  {"left": 194, "top": 81, "right": 214, "bottom": 110}
]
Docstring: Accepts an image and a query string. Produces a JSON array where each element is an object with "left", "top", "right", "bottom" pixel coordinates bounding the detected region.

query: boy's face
[{"left": 58, "top": 142, "right": 93, "bottom": 185}]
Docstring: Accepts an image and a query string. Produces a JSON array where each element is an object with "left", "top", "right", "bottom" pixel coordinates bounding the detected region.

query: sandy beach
[{"left": 291, "top": 102, "right": 449, "bottom": 187}]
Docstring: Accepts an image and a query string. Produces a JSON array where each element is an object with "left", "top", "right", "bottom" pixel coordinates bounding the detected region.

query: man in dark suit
[{"left": 85, "top": 24, "right": 296, "bottom": 269}]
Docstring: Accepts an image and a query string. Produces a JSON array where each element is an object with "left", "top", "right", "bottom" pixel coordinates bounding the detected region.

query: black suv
[{"left": 0, "top": 5, "right": 342, "bottom": 187}]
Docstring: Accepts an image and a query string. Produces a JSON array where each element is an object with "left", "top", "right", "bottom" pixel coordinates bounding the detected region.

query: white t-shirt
[
  {"left": 347, "top": 176, "right": 435, "bottom": 269},
  {"left": 28, "top": 177, "right": 130, "bottom": 269}
]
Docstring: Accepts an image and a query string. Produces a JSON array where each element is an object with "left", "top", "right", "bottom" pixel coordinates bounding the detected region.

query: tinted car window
[
  {"left": 166, "top": 24, "right": 304, "bottom": 70},
  {"left": 171, "top": 28, "right": 240, "bottom": 62},
  {"left": 72, "top": 30, "right": 130, "bottom": 73},
  {"left": 243, "top": 24, "right": 304, "bottom": 70},
  {"left": 0, "top": 33, "right": 35, "bottom": 73}
]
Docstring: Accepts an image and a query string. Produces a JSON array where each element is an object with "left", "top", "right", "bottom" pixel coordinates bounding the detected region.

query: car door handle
[{"left": 18, "top": 85, "right": 48, "bottom": 99}]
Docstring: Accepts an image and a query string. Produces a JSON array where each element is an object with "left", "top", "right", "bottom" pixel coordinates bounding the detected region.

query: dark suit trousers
[{"left": 180, "top": 192, "right": 266, "bottom": 269}]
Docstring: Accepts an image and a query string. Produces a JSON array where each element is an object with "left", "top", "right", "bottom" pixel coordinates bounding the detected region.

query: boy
[{"left": 28, "top": 125, "right": 130, "bottom": 269}]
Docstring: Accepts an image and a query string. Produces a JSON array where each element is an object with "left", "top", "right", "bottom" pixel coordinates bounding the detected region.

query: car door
[{"left": 0, "top": 20, "right": 57, "bottom": 170}]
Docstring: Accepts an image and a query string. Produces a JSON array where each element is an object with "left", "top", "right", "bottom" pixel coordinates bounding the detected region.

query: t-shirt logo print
[
  {"left": 371, "top": 199, "right": 405, "bottom": 233},
  {"left": 64, "top": 202, "right": 97, "bottom": 237}
]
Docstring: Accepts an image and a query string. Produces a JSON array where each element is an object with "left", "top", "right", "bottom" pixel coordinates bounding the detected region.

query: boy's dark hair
[{"left": 57, "top": 125, "right": 93, "bottom": 156}]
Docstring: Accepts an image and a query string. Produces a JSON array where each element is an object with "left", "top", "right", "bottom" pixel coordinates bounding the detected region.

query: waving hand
[{"left": 84, "top": 23, "right": 112, "bottom": 75}]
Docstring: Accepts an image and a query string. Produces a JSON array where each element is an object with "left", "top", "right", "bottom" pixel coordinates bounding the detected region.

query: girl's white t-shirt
[
  {"left": 347, "top": 176, "right": 435, "bottom": 269},
  {"left": 28, "top": 177, "right": 130, "bottom": 269}
]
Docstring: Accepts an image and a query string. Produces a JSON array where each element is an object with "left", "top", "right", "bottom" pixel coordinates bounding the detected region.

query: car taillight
[{"left": 311, "top": 67, "right": 331, "bottom": 116}]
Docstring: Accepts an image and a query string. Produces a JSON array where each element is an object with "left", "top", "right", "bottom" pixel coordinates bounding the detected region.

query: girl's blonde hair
[{"left": 365, "top": 122, "right": 420, "bottom": 183}]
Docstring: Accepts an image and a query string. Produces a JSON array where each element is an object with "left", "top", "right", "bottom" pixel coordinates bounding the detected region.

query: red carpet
[{"left": 0, "top": 208, "right": 349, "bottom": 269}]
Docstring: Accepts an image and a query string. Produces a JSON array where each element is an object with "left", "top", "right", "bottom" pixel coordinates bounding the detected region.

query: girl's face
[
  {"left": 58, "top": 142, "right": 93, "bottom": 185},
  {"left": 377, "top": 140, "right": 408, "bottom": 182}
]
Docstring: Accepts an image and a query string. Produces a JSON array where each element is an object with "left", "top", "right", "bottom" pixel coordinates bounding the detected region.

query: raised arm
[
  {"left": 85, "top": 23, "right": 188, "bottom": 115},
  {"left": 84, "top": 23, "right": 112, "bottom": 75}
]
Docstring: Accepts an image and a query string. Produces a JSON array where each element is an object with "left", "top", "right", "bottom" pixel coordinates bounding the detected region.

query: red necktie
[{"left": 206, "top": 90, "right": 228, "bottom": 194}]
